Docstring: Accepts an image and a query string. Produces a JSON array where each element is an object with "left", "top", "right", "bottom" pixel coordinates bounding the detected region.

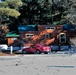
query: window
[
  {"left": 45, "top": 34, "right": 50, "bottom": 38},
  {"left": 26, "top": 34, "right": 34, "bottom": 38},
  {"left": 59, "top": 33, "right": 66, "bottom": 43},
  {"left": 46, "top": 27, "right": 55, "bottom": 30},
  {"left": 12, "top": 38, "right": 17, "bottom": 40}
]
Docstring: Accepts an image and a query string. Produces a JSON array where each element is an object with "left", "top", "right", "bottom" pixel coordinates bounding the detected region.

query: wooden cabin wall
[
  {"left": 19, "top": 25, "right": 57, "bottom": 46},
  {"left": 7, "top": 25, "right": 76, "bottom": 47}
]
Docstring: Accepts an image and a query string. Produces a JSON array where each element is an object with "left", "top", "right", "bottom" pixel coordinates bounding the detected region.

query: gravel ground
[{"left": 0, "top": 54, "right": 76, "bottom": 75}]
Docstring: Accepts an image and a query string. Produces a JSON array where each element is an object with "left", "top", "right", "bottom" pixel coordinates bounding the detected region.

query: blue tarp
[
  {"left": 51, "top": 45, "right": 70, "bottom": 51},
  {"left": 63, "top": 24, "right": 75, "bottom": 30},
  {"left": 18, "top": 25, "right": 37, "bottom": 32}
]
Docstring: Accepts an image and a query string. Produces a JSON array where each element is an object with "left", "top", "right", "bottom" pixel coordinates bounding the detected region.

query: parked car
[
  {"left": 22, "top": 44, "right": 51, "bottom": 54},
  {"left": 0, "top": 44, "right": 8, "bottom": 51}
]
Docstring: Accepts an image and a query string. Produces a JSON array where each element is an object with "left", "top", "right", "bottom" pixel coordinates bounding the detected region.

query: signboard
[{"left": 18, "top": 25, "right": 38, "bottom": 32}]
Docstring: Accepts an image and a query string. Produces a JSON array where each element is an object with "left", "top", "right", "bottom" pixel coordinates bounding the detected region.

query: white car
[{"left": 0, "top": 44, "right": 8, "bottom": 51}]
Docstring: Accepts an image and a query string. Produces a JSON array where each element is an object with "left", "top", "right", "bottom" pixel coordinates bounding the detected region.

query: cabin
[
  {"left": 6, "top": 24, "right": 76, "bottom": 51},
  {"left": 18, "top": 24, "right": 76, "bottom": 44}
]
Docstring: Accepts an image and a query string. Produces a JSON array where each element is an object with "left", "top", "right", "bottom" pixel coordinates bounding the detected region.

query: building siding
[{"left": 7, "top": 25, "right": 76, "bottom": 47}]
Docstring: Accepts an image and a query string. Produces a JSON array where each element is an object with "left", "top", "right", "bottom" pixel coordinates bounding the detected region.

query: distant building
[
  {"left": 18, "top": 25, "right": 71, "bottom": 46},
  {"left": 6, "top": 24, "right": 76, "bottom": 48}
]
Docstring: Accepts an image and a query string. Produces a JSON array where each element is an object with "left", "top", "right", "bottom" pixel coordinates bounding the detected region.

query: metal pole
[{"left": 10, "top": 46, "right": 13, "bottom": 54}]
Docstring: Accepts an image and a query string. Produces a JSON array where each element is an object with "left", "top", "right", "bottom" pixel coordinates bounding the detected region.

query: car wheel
[
  {"left": 44, "top": 50, "right": 51, "bottom": 54},
  {"left": 36, "top": 50, "right": 41, "bottom": 54},
  {"left": 44, "top": 52, "right": 48, "bottom": 54},
  {"left": 22, "top": 50, "right": 27, "bottom": 54}
]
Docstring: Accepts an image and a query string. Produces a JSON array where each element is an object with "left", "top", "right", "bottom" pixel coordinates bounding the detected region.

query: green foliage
[
  {"left": 0, "top": 0, "right": 20, "bottom": 43},
  {"left": 53, "top": 19, "right": 65, "bottom": 25},
  {"left": 0, "top": 28, "right": 7, "bottom": 44},
  {"left": 19, "top": 0, "right": 64, "bottom": 25},
  {"left": 0, "top": 8, "right": 20, "bottom": 18},
  {"left": 6, "top": 0, "right": 23, "bottom": 10},
  {"left": 0, "top": 2, "right": 8, "bottom": 8}
]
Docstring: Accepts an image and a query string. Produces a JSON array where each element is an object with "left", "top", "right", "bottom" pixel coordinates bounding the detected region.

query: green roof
[{"left": 6, "top": 31, "right": 19, "bottom": 37}]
